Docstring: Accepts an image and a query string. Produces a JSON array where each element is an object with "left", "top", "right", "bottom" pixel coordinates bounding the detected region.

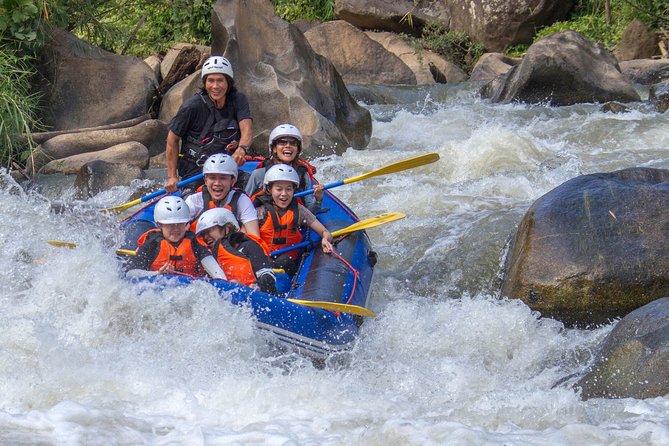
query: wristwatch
[{"left": 239, "top": 145, "right": 249, "bottom": 153}]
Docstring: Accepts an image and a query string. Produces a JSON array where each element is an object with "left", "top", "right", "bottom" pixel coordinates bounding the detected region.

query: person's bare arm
[
  {"left": 165, "top": 130, "right": 181, "bottom": 193},
  {"left": 230, "top": 118, "right": 254, "bottom": 166}
]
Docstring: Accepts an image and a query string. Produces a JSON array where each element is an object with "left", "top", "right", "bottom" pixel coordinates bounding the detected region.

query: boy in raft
[
  {"left": 254, "top": 163, "right": 334, "bottom": 277},
  {"left": 195, "top": 207, "right": 278, "bottom": 294},
  {"left": 126, "top": 196, "right": 226, "bottom": 279},
  {"left": 245, "top": 124, "right": 323, "bottom": 213},
  {"left": 184, "top": 153, "right": 260, "bottom": 237}
]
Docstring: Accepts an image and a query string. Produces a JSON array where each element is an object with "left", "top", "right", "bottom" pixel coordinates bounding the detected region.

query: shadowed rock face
[
  {"left": 336, "top": 0, "right": 573, "bottom": 52},
  {"left": 577, "top": 297, "right": 669, "bottom": 400},
  {"left": 36, "top": 28, "right": 158, "bottom": 131},
  {"left": 501, "top": 168, "right": 669, "bottom": 327},
  {"left": 210, "top": 0, "right": 372, "bottom": 156},
  {"left": 488, "top": 31, "right": 640, "bottom": 106}
]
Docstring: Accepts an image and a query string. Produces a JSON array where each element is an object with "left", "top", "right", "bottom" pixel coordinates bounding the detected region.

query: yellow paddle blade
[
  {"left": 331, "top": 212, "right": 406, "bottom": 238},
  {"left": 47, "top": 240, "right": 136, "bottom": 256},
  {"left": 287, "top": 298, "right": 376, "bottom": 317},
  {"left": 343, "top": 152, "right": 440, "bottom": 185},
  {"left": 102, "top": 198, "right": 143, "bottom": 213},
  {"left": 47, "top": 239, "right": 77, "bottom": 248}
]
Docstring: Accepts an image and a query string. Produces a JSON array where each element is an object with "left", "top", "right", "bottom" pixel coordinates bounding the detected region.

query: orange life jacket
[
  {"left": 189, "top": 186, "right": 244, "bottom": 233},
  {"left": 139, "top": 229, "right": 205, "bottom": 277},
  {"left": 211, "top": 237, "right": 257, "bottom": 286},
  {"left": 254, "top": 194, "right": 303, "bottom": 260}
]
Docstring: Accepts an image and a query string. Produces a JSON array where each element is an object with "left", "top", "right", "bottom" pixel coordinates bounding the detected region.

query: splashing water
[{"left": 2, "top": 83, "right": 669, "bottom": 444}]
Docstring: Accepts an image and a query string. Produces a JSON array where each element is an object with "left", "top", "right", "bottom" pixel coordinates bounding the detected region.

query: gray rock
[
  {"left": 35, "top": 28, "right": 158, "bottom": 130},
  {"left": 577, "top": 297, "right": 669, "bottom": 399},
  {"left": 620, "top": 59, "right": 669, "bottom": 85},
  {"left": 73, "top": 160, "right": 146, "bottom": 198},
  {"left": 613, "top": 19, "right": 659, "bottom": 62},
  {"left": 305, "top": 21, "right": 416, "bottom": 85},
  {"left": 490, "top": 31, "right": 640, "bottom": 106},
  {"left": 502, "top": 167, "right": 669, "bottom": 326},
  {"left": 648, "top": 81, "right": 669, "bottom": 113},
  {"left": 211, "top": 0, "right": 372, "bottom": 155},
  {"left": 40, "top": 142, "right": 150, "bottom": 174}
]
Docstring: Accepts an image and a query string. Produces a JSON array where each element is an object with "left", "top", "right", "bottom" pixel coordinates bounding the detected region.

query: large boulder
[
  {"left": 469, "top": 52, "right": 519, "bottom": 82},
  {"left": 335, "top": 0, "right": 450, "bottom": 35},
  {"left": 35, "top": 28, "right": 159, "bottom": 130},
  {"left": 619, "top": 59, "right": 669, "bottom": 85},
  {"left": 449, "top": 0, "right": 574, "bottom": 52},
  {"left": 73, "top": 160, "right": 146, "bottom": 198},
  {"left": 613, "top": 19, "right": 659, "bottom": 62},
  {"left": 576, "top": 297, "right": 669, "bottom": 399},
  {"left": 158, "top": 72, "right": 202, "bottom": 123},
  {"left": 488, "top": 31, "right": 641, "bottom": 105},
  {"left": 210, "top": 0, "right": 372, "bottom": 155},
  {"left": 365, "top": 31, "right": 466, "bottom": 84},
  {"left": 40, "top": 142, "right": 150, "bottom": 174},
  {"left": 336, "top": 0, "right": 573, "bottom": 52},
  {"left": 501, "top": 167, "right": 669, "bottom": 327},
  {"left": 27, "top": 120, "right": 167, "bottom": 172},
  {"left": 304, "top": 21, "right": 416, "bottom": 85}
]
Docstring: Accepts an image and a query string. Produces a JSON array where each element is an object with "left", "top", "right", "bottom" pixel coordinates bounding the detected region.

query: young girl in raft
[
  {"left": 195, "top": 207, "right": 278, "bottom": 294},
  {"left": 245, "top": 124, "right": 324, "bottom": 213},
  {"left": 253, "top": 164, "right": 334, "bottom": 277},
  {"left": 126, "top": 196, "right": 226, "bottom": 279}
]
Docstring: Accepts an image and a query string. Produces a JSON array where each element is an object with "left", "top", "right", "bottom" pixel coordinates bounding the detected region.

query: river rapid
[{"left": 2, "top": 82, "right": 669, "bottom": 445}]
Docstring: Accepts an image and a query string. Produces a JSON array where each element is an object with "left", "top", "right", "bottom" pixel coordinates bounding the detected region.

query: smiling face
[
  {"left": 158, "top": 223, "right": 189, "bottom": 243},
  {"left": 204, "top": 173, "right": 235, "bottom": 201},
  {"left": 271, "top": 138, "right": 300, "bottom": 163},
  {"left": 269, "top": 180, "right": 296, "bottom": 210},
  {"left": 204, "top": 73, "right": 229, "bottom": 106},
  {"left": 199, "top": 226, "right": 226, "bottom": 248}
]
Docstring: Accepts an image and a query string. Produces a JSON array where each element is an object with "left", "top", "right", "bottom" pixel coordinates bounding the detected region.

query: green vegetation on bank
[{"left": 508, "top": 0, "right": 669, "bottom": 56}]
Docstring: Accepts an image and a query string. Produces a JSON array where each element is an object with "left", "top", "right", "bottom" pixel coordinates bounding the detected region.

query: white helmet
[
  {"left": 264, "top": 163, "right": 300, "bottom": 187},
  {"left": 195, "top": 208, "right": 239, "bottom": 235},
  {"left": 154, "top": 196, "right": 190, "bottom": 224},
  {"left": 268, "top": 124, "right": 303, "bottom": 154},
  {"left": 201, "top": 56, "right": 234, "bottom": 80},
  {"left": 202, "top": 153, "right": 238, "bottom": 179}
]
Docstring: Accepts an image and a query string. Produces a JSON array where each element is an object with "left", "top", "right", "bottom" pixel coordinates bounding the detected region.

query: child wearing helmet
[
  {"left": 184, "top": 153, "right": 260, "bottom": 237},
  {"left": 164, "top": 55, "right": 253, "bottom": 194},
  {"left": 126, "top": 196, "right": 226, "bottom": 279},
  {"left": 253, "top": 163, "right": 334, "bottom": 277},
  {"left": 245, "top": 124, "right": 323, "bottom": 213},
  {"left": 195, "top": 208, "right": 278, "bottom": 294}
]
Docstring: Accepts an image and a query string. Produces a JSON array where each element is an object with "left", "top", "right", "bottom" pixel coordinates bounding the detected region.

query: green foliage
[
  {"left": 525, "top": 0, "right": 669, "bottom": 53},
  {"left": 0, "top": 47, "right": 42, "bottom": 168},
  {"left": 534, "top": 14, "right": 625, "bottom": 49},
  {"left": 62, "top": 0, "right": 217, "bottom": 56},
  {"left": 0, "top": 0, "right": 44, "bottom": 50},
  {"left": 271, "top": 0, "right": 335, "bottom": 22},
  {"left": 411, "top": 22, "right": 485, "bottom": 74}
]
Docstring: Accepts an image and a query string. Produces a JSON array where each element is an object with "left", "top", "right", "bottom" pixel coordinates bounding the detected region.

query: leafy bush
[
  {"left": 271, "top": 0, "right": 335, "bottom": 22},
  {"left": 0, "top": 48, "right": 42, "bottom": 168},
  {"left": 534, "top": 14, "right": 625, "bottom": 49},
  {"left": 405, "top": 21, "right": 484, "bottom": 74}
]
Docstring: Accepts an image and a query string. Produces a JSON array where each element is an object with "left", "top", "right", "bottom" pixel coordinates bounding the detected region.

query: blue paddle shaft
[
  {"left": 294, "top": 180, "right": 345, "bottom": 198},
  {"left": 270, "top": 239, "right": 316, "bottom": 257},
  {"left": 141, "top": 174, "right": 204, "bottom": 203}
]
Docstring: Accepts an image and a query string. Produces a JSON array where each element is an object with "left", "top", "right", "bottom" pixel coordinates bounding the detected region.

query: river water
[{"left": 2, "top": 82, "right": 669, "bottom": 445}]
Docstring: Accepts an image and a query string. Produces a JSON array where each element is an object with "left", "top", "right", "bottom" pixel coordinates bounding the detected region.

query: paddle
[
  {"left": 295, "top": 152, "right": 440, "bottom": 198},
  {"left": 270, "top": 211, "right": 406, "bottom": 257},
  {"left": 286, "top": 299, "right": 376, "bottom": 317},
  {"left": 47, "top": 239, "right": 137, "bottom": 256},
  {"left": 102, "top": 173, "right": 204, "bottom": 213}
]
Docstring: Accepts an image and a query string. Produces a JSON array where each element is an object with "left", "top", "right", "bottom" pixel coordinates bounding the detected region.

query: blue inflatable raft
[{"left": 120, "top": 162, "right": 377, "bottom": 363}]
